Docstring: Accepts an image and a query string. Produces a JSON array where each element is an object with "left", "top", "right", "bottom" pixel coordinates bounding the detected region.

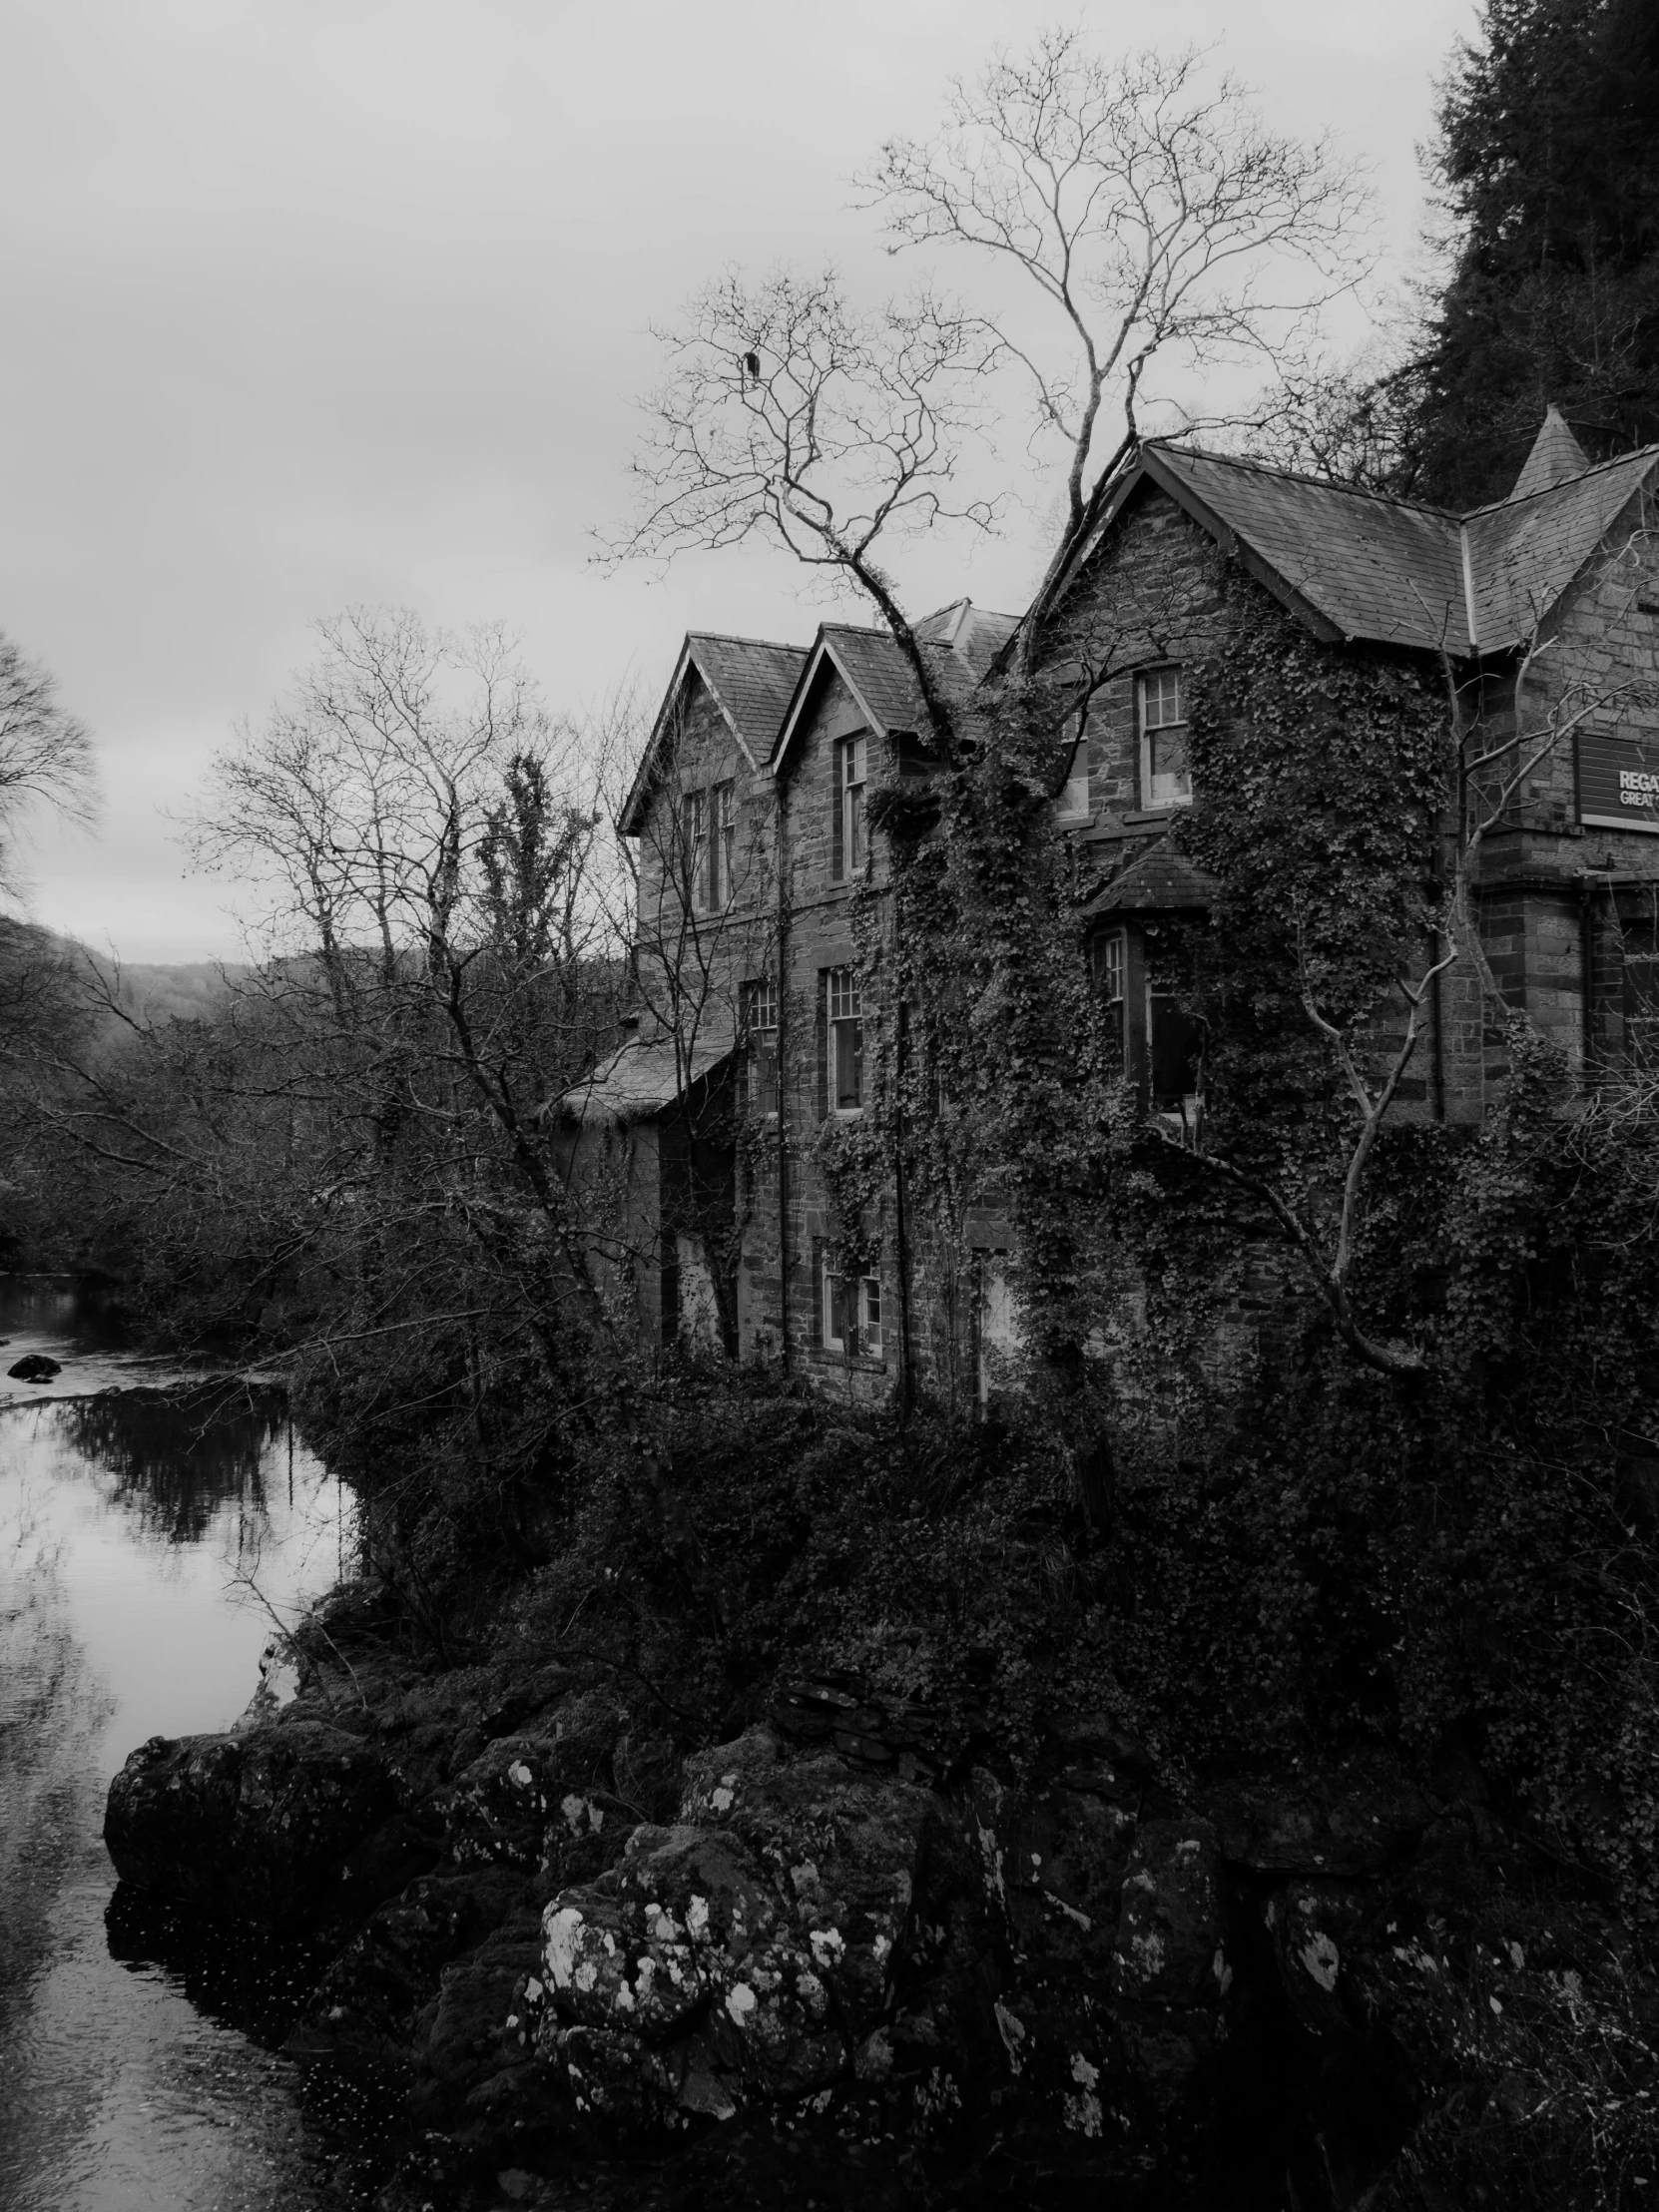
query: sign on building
[{"left": 1581, "top": 730, "right": 1659, "bottom": 834}]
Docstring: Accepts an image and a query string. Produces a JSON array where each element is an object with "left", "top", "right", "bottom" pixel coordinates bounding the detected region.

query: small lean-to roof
[
  {"left": 1084, "top": 839, "right": 1218, "bottom": 918},
  {"left": 553, "top": 1029, "right": 735, "bottom": 1125},
  {"left": 620, "top": 632, "right": 808, "bottom": 834}
]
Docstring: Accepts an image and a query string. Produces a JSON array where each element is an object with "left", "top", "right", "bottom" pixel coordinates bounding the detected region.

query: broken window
[
  {"left": 743, "top": 976, "right": 779, "bottom": 1115},
  {"left": 1139, "top": 668, "right": 1191, "bottom": 810},
  {"left": 828, "top": 967, "right": 863, "bottom": 1112},
  {"left": 823, "top": 1254, "right": 881, "bottom": 1359}
]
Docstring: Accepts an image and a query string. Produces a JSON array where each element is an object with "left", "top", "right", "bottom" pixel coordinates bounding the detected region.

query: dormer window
[{"left": 1139, "top": 668, "right": 1190, "bottom": 810}]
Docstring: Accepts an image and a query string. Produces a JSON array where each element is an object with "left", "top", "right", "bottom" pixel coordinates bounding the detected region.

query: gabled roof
[
  {"left": 620, "top": 632, "right": 808, "bottom": 835},
  {"left": 1463, "top": 445, "right": 1659, "bottom": 651},
  {"left": 772, "top": 603, "right": 1015, "bottom": 770},
  {"left": 553, "top": 1028, "right": 735, "bottom": 1125},
  {"left": 1143, "top": 446, "right": 1466, "bottom": 650},
  {"left": 1063, "top": 432, "right": 1659, "bottom": 660}
]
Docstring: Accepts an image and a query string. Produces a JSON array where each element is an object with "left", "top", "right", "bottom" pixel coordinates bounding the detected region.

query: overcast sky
[{"left": 1, "top": 0, "right": 1478, "bottom": 961}]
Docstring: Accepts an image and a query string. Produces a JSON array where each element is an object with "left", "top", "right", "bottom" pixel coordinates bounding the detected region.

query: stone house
[{"left": 564, "top": 410, "right": 1659, "bottom": 1403}]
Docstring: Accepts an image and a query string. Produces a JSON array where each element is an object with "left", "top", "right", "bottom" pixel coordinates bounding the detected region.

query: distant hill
[{"left": 87, "top": 958, "right": 249, "bottom": 1026}]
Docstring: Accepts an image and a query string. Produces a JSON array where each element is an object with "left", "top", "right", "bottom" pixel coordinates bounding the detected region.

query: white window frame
[
  {"left": 1139, "top": 668, "right": 1191, "bottom": 811},
  {"left": 744, "top": 976, "right": 779, "bottom": 1116},
  {"left": 828, "top": 966, "right": 863, "bottom": 1114},
  {"left": 1095, "top": 926, "right": 1127, "bottom": 1059},
  {"left": 824, "top": 1258, "right": 882, "bottom": 1359},
  {"left": 841, "top": 736, "right": 867, "bottom": 876}
]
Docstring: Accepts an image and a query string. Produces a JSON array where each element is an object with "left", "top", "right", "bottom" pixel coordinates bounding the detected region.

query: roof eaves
[
  {"left": 619, "top": 636, "right": 699, "bottom": 836},
  {"left": 684, "top": 641, "right": 762, "bottom": 776}
]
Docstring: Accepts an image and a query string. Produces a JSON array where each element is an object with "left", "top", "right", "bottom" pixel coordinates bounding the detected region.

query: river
[{"left": 0, "top": 1276, "right": 356, "bottom": 2211}]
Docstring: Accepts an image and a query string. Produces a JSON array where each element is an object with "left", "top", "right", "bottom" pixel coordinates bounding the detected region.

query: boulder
[
  {"left": 536, "top": 1729, "right": 935, "bottom": 2128},
  {"left": 7, "top": 1354, "right": 61, "bottom": 1382},
  {"left": 105, "top": 1721, "right": 394, "bottom": 1929}
]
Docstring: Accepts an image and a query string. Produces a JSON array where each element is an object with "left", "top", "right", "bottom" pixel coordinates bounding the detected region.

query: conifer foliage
[{"left": 1409, "top": 0, "right": 1659, "bottom": 504}]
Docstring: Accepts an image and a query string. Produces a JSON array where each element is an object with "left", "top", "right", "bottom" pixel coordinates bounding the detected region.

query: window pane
[
  {"left": 1143, "top": 669, "right": 1182, "bottom": 728},
  {"left": 1094, "top": 931, "right": 1124, "bottom": 1005},
  {"left": 832, "top": 1017, "right": 862, "bottom": 1108},
  {"left": 847, "top": 781, "right": 864, "bottom": 871},
  {"left": 1150, "top": 997, "right": 1204, "bottom": 1108},
  {"left": 1148, "top": 727, "right": 1192, "bottom": 807}
]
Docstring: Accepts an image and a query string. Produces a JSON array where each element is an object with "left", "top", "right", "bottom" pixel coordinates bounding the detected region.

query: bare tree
[
  {"left": 861, "top": 32, "right": 1374, "bottom": 667},
  {"left": 605, "top": 270, "right": 997, "bottom": 749},
  {"left": 0, "top": 631, "right": 100, "bottom": 901}
]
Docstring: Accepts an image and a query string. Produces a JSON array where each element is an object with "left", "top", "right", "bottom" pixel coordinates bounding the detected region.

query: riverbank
[{"left": 102, "top": 1555, "right": 1659, "bottom": 2212}]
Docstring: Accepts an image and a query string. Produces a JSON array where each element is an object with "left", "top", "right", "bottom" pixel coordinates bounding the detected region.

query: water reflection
[
  {"left": 56, "top": 1384, "right": 297, "bottom": 1547},
  {"left": 0, "top": 1299, "right": 354, "bottom": 2211}
]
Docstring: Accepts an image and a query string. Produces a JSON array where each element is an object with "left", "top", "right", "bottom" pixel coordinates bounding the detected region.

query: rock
[
  {"left": 105, "top": 1721, "right": 394, "bottom": 1929},
  {"left": 536, "top": 1729, "right": 935, "bottom": 2129},
  {"left": 1265, "top": 1879, "right": 1372, "bottom": 2041},
  {"left": 411, "top": 1908, "right": 547, "bottom": 2122},
  {"left": 7, "top": 1354, "right": 61, "bottom": 1382},
  {"left": 443, "top": 1734, "right": 558, "bottom": 1872},
  {"left": 287, "top": 1865, "right": 525, "bottom": 2061},
  {"left": 1112, "top": 1818, "right": 1224, "bottom": 2008}
]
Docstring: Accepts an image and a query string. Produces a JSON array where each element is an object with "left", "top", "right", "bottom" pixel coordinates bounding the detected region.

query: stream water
[{"left": 0, "top": 1277, "right": 356, "bottom": 2210}]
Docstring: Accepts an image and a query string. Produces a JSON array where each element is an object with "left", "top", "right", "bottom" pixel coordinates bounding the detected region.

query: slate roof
[
  {"left": 1511, "top": 405, "right": 1591, "bottom": 500},
  {"left": 691, "top": 635, "right": 810, "bottom": 760},
  {"left": 1084, "top": 841, "right": 1219, "bottom": 917},
  {"left": 773, "top": 605, "right": 1017, "bottom": 767},
  {"left": 1146, "top": 445, "right": 1466, "bottom": 649},
  {"left": 619, "top": 633, "right": 808, "bottom": 833},
  {"left": 554, "top": 1029, "right": 735, "bottom": 1125},
  {"left": 1091, "top": 433, "right": 1659, "bottom": 658},
  {"left": 1463, "top": 446, "right": 1659, "bottom": 651}
]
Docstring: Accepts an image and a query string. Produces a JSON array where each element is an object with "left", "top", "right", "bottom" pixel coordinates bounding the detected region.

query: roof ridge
[
  {"left": 688, "top": 630, "right": 810, "bottom": 651},
  {"left": 1148, "top": 437, "right": 1459, "bottom": 519},
  {"left": 1459, "top": 439, "right": 1659, "bottom": 519}
]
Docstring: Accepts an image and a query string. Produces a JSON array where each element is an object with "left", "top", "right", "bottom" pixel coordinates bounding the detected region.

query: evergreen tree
[{"left": 1410, "top": 0, "right": 1659, "bottom": 506}]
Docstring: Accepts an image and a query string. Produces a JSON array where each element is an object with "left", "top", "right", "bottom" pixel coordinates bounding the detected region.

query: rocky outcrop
[{"left": 103, "top": 1654, "right": 1647, "bottom": 2210}]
